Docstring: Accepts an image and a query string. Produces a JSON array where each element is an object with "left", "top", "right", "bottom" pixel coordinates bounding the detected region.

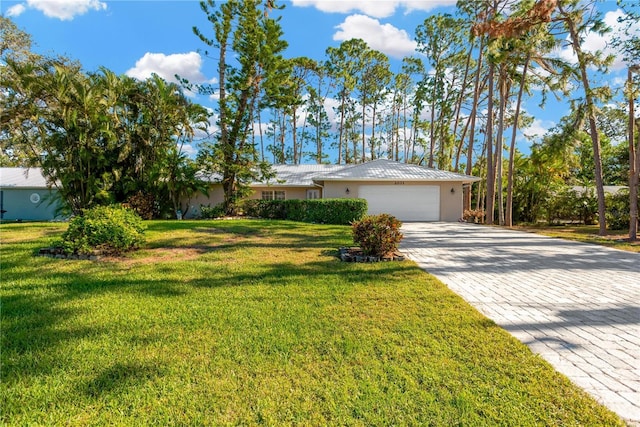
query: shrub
[
  {"left": 352, "top": 214, "right": 403, "bottom": 257},
  {"left": 605, "top": 189, "right": 630, "bottom": 230},
  {"left": 61, "top": 205, "right": 146, "bottom": 255},
  {"left": 463, "top": 209, "right": 484, "bottom": 224},
  {"left": 242, "top": 199, "right": 287, "bottom": 219},
  {"left": 200, "top": 203, "right": 226, "bottom": 219},
  {"left": 241, "top": 198, "right": 367, "bottom": 225},
  {"left": 303, "top": 199, "right": 368, "bottom": 225},
  {"left": 544, "top": 186, "right": 597, "bottom": 225}
]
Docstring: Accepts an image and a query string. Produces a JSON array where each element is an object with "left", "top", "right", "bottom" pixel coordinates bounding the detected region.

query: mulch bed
[
  {"left": 37, "top": 247, "right": 99, "bottom": 260},
  {"left": 338, "top": 247, "right": 405, "bottom": 263}
]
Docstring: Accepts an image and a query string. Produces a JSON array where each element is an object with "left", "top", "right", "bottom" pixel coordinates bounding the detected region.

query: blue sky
[{"left": 2, "top": 0, "right": 637, "bottom": 161}]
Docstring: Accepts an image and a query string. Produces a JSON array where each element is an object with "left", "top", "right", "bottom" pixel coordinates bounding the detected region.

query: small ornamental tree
[
  {"left": 61, "top": 205, "right": 146, "bottom": 255},
  {"left": 352, "top": 214, "right": 403, "bottom": 257}
]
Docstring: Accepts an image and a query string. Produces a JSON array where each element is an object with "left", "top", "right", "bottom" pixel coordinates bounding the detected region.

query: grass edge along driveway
[{"left": 0, "top": 220, "right": 625, "bottom": 426}]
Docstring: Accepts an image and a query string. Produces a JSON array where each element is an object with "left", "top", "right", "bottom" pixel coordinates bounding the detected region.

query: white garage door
[{"left": 358, "top": 185, "right": 440, "bottom": 221}]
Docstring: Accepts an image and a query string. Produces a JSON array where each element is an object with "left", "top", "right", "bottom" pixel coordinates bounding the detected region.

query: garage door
[{"left": 358, "top": 185, "right": 440, "bottom": 221}]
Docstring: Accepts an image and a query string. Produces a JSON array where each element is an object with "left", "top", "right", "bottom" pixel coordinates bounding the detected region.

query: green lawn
[
  {"left": 514, "top": 224, "right": 640, "bottom": 253},
  {"left": 1, "top": 220, "right": 625, "bottom": 426}
]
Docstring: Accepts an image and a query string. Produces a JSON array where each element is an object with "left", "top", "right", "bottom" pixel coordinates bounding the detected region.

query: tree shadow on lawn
[
  {"left": 1, "top": 291, "right": 101, "bottom": 380},
  {"left": 81, "top": 362, "right": 164, "bottom": 398},
  {"left": 147, "top": 220, "right": 350, "bottom": 251},
  {"left": 1, "top": 256, "right": 414, "bottom": 382}
]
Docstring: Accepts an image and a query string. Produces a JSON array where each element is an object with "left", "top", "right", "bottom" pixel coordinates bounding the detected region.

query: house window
[
  {"left": 306, "top": 189, "right": 320, "bottom": 199},
  {"left": 262, "top": 190, "right": 286, "bottom": 201}
]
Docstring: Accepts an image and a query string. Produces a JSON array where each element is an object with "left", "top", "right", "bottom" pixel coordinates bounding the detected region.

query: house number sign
[{"left": 394, "top": 181, "right": 405, "bottom": 185}]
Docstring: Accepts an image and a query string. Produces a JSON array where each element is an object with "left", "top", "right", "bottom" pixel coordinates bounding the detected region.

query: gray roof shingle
[
  {"left": 198, "top": 160, "right": 480, "bottom": 186},
  {"left": 0, "top": 168, "right": 52, "bottom": 188},
  {"left": 312, "top": 159, "right": 481, "bottom": 182},
  {"left": 256, "top": 164, "right": 345, "bottom": 186}
]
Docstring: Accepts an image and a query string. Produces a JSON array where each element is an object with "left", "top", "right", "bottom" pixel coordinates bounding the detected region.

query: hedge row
[{"left": 243, "top": 198, "right": 368, "bottom": 225}]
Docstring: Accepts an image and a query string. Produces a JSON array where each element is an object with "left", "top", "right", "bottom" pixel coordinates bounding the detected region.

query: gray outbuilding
[{"left": 0, "top": 168, "right": 62, "bottom": 221}]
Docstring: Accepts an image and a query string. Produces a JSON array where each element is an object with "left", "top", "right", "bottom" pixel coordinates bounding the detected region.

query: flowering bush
[{"left": 352, "top": 214, "right": 403, "bottom": 257}]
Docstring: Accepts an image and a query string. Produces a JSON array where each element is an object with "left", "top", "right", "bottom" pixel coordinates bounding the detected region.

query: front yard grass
[
  {"left": 515, "top": 224, "right": 640, "bottom": 253},
  {"left": 1, "top": 220, "right": 625, "bottom": 426}
]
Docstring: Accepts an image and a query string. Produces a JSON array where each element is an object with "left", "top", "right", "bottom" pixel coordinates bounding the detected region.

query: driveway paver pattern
[{"left": 400, "top": 222, "right": 640, "bottom": 425}]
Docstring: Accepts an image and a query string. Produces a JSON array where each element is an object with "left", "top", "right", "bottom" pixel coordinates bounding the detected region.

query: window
[
  {"left": 262, "top": 190, "right": 285, "bottom": 201},
  {"left": 306, "top": 189, "right": 320, "bottom": 199}
]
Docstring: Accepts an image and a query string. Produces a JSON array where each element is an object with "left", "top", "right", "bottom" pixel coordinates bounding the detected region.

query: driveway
[{"left": 400, "top": 222, "right": 640, "bottom": 425}]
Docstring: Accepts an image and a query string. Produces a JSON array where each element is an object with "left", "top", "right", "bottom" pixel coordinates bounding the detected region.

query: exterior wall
[
  {"left": 184, "top": 180, "right": 467, "bottom": 222},
  {"left": 322, "top": 181, "right": 464, "bottom": 222},
  {"left": 184, "top": 185, "right": 225, "bottom": 218},
  {"left": 183, "top": 185, "right": 320, "bottom": 218},
  {"left": 0, "top": 188, "right": 62, "bottom": 221},
  {"left": 247, "top": 186, "right": 312, "bottom": 201}
]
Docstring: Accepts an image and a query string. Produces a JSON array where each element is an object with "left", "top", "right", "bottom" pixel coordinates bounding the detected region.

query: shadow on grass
[{"left": 82, "top": 362, "right": 164, "bottom": 398}]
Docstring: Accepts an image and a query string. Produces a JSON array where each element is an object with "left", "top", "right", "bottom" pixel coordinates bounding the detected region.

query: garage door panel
[{"left": 359, "top": 185, "right": 440, "bottom": 221}]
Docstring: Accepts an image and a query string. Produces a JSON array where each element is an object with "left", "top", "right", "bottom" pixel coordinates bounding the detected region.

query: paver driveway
[{"left": 400, "top": 222, "right": 640, "bottom": 425}]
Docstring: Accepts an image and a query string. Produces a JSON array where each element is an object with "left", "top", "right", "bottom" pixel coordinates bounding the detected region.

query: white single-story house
[
  {"left": 0, "top": 168, "right": 62, "bottom": 221},
  {"left": 189, "top": 159, "right": 481, "bottom": 222}
]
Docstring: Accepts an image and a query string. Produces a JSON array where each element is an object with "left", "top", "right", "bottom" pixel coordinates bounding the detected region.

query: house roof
[
  {"left": 0, "top": 168, "right": 52, "bottom": 189},
  {"left": 312, "top": 159, "right": 481, "bottom": 183},
  {"left": 199, "top": 160, "right": 480, "bottom": 187},
  {"left": 255, "top": 164, "right": 344, "bottom": 187}
]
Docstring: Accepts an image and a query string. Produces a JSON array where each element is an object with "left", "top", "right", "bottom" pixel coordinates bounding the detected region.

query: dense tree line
[
  {"left": 1, "top": 17, "right": 209, "bottom": 218},
  {"left": 1, "top": 0, "right": 638, "bottom": 238}
]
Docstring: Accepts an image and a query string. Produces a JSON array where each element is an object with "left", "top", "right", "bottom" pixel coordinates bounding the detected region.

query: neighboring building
[
  {"left": 189, "top": 159, "right": 481, "bottom": 222},
  {"left": 0, "top": 168, "right": 62, "bottom": 221},
  {"left": 571, "top": 185, "right": 628, "bottom": 195}
]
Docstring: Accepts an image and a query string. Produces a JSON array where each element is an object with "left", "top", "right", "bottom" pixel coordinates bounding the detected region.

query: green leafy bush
[
  {"left": 61, "top": 205, "right": 146, "bottom": 255},
  {"left": 200, "top": 203, "right": 226, "bottom": 219},
  {"left": 242, "top": 198, "right": 367, "bottom": 225},
  {"left": 544, "top": 186, "right": 597, "bottom": 225},
  {"left": 303, "top": 199, "right": 368, "bottom": 225},
  {"left": 352, "top": 214, "right": 403, "bottom": 257},
  {"left": 605, "top": 189, "right": 630, "bottom": 230},
  {"left": 242, "top": 200, "right": 287, "bottom": 219}
]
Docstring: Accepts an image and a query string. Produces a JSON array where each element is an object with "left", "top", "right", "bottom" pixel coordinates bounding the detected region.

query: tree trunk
[
  {"left": 338, "top": 93, "right": 345, "bottom": 164},
  {"left": 485, "top": 61, "right": 496, "bottom": 225},
  {"left": 506, "top": 54, "right": 530, "bottom": 227},
  {"left": 496, "top": 67, "right": 508, "bottom": 226},
  {"left": 629, "top": 66, "right": 639, "bottom": 241},
  {"left": 561, "top": 4, "right": 607, "bottom": 236},
  {"left": 464, "top": 36, "right": 485, "bottom": 211},
  {"left": 428, "top": 91, "right": 437, "bottom": 168}
]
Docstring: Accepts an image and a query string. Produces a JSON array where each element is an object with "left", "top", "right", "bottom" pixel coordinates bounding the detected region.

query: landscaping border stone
[
  {"left": 37, "top": 247, "right": 99, "bottom": 260},
  {"left": 338, "top": 246, "right": 405, "bottom": 262}
]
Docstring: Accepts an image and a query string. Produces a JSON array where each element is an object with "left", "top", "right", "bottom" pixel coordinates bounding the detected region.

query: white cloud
[
  {"left": 555, "top": 9, "right": 640, "bottom": 71},
  {"left": 523, "top": 118, "right": 553, "bottom": 140},
  {"left": 6, "top": 4, "right": 26, "bottom": 17},
  {"left": 126, "top": 52, "right": 210, "bottom": 86},
  {"left": 333, "top": 14, "right": 417, "bottom": 59},
  {"left": 292, "top": 0, "right": 455, "bottom": 18},
  {"left": 179, "top": 143, "right": 198, "bottom": 158},
  {"left": 15, "top": 0, "right": 107, "bottom": 20}
]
